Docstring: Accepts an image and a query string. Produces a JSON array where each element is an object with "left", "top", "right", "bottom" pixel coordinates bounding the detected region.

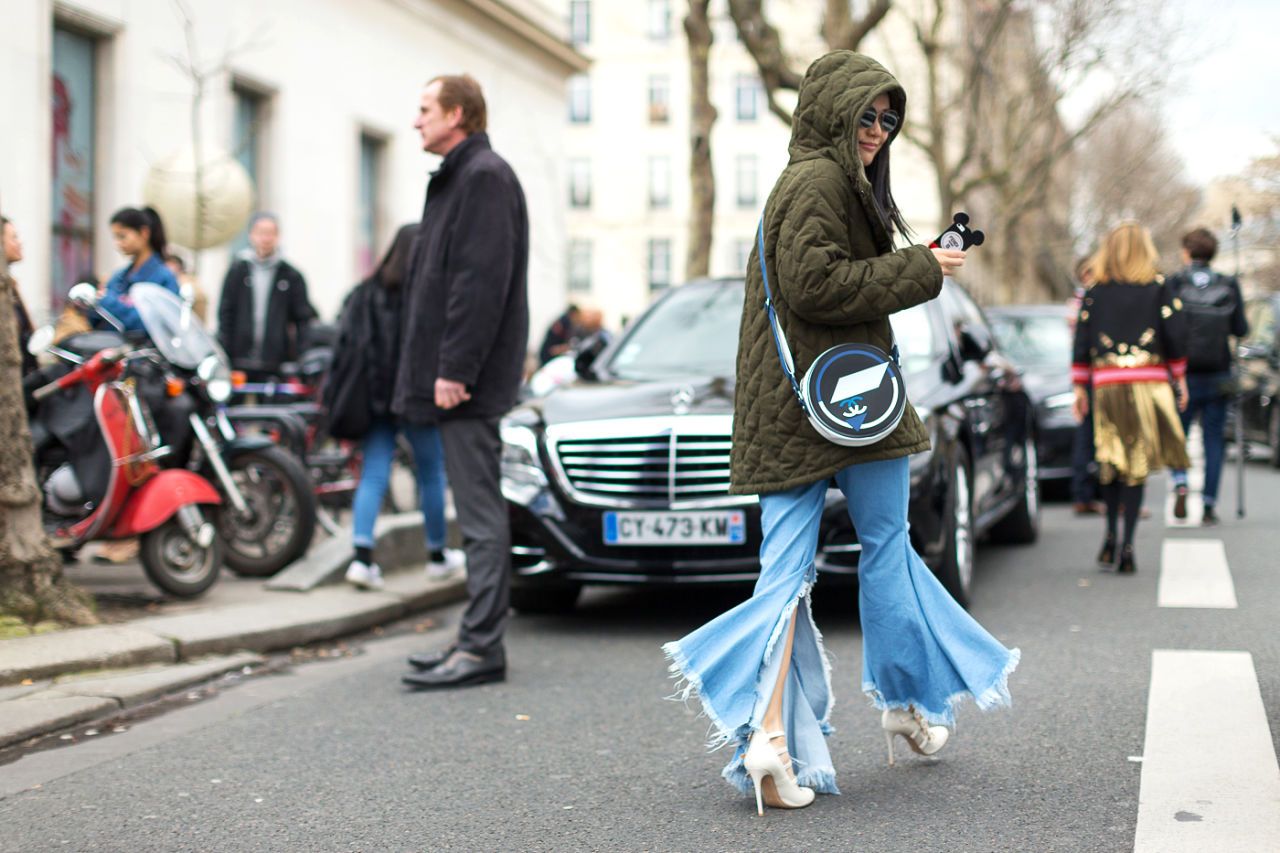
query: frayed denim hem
[
  {"left": 661, "top": 640, "right": 740, "bottom": 753},
  {"left": 862, "top": 646, "right": 1022, "bottom": 727}
]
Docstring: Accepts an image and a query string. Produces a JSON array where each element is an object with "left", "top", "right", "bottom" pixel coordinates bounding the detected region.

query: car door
[
  {"left": 1238, "top": 299, "right": 1278, "bottom": 441},
  {"left": 939, "top": 282, "right": 1007, "bottom": 520}
]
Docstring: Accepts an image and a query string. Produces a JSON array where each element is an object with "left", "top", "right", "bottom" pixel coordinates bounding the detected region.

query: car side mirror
[
  {"left": 957, "top": 323, "right": 992, "bottom": 362},
  {"left": 67, "top": 282, "right": 98, "bottom": 309},
  {"left": 574, "top": 333, "right": 608, "bottom": 381},
  {"left": 1238, "top": 341, "right": 1273, "bottom": 361}
]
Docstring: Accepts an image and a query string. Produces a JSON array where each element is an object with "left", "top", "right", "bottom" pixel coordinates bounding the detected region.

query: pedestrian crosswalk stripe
[
  {"left": 1158, "top": 539, "right": 1237, "bottom": 609},
  {"left": 1134, "top": 650, "right": 1280, "bottom": 852}
]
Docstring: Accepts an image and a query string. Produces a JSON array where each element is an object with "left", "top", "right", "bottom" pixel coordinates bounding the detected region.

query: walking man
[
  {"left": 1168, "top": 227, "right": 1248, "bottom": 525},
  {"left": 397, "top": 74, "right": 529, "bottom": 689},
  {"left": 217, "top": 213, "right": 316, "bottom": 376}
]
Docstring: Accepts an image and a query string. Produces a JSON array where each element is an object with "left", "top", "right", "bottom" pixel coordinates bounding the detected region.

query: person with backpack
[
  {"left": 1168, "top": 227, "right": 1249, "bottom": 526},
  {"left": 324, "top": 224, "right": 463, "bottom": 591}
]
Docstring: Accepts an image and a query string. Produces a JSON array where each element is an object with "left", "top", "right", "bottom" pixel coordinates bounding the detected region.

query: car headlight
[
  {"left": 501, "top": 424, "right": 548, "bottom": 505},
  {"left": 197, "top": 355, "right": 232, "bottom": 403}
]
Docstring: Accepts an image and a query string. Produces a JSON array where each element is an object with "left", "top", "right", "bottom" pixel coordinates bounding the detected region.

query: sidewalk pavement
[{"left": 0, "top": 513, "right": 466, "bottom": 749}]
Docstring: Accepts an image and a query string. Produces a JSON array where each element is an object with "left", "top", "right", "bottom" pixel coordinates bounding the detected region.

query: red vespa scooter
[{"left": 30, "top": 335, "right": 225, "bottom": 598}]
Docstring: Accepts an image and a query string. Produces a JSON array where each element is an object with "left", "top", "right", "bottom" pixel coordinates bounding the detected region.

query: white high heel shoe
[
  {"left": 743, "top": 730, "right": 816, "bottom": 816},
  {"left": 881, "top": 707, "right": 950, "bottom": 766}
]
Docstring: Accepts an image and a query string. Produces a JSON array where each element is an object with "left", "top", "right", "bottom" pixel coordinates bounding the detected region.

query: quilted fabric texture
[{"left": 729, "top": 50, "right": 944, "bottom": 495}]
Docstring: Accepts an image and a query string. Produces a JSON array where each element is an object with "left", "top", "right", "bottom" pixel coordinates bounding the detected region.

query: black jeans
[{"left": 439, "top": 417, "right": 510, "bottom": 655}]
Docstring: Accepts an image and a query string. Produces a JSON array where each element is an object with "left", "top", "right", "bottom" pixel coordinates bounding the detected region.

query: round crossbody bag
[{"left": 756, "top": 220, "right": 907, "bottom": 447}]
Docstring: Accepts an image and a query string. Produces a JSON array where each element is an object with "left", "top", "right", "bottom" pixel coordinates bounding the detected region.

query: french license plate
[{"left": 603, "top": 510, "right": 747, "bottom": 546}]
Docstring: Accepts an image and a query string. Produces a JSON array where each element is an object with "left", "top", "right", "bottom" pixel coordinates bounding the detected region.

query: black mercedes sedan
[
  {"left": 501, "top": 278, "right": 1038, "bottom": 613},
  {"left": 986, "top": 304, "right": 1078, "bottom": 485}
]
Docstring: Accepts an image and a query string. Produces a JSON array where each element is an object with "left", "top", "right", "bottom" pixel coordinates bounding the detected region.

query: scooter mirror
[
  {"left": 68, "top": 282, "right": 99, "bottom": 309},
  {"left": 26, "top": 324, "right": 55, "bottom": 356}
]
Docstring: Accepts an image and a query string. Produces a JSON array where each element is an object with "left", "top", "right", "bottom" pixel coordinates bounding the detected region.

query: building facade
[{"left": 0, "top": 0, "right": 585, "bottom": 337}]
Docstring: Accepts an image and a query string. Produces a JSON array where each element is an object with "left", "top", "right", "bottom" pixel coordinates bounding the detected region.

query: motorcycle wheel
[
  {"left": 139, "top": 509, "right": 223, "bottom": 598},
  {"left": 218, "top": 446, "right": 318, "bottom": 577}
]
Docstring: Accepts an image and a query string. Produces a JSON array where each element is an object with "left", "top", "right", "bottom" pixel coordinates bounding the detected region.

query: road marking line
[
  {"left": 1158, "top": 539, "right": 1237, "bottom": 609},
  {"left": 1135, "top": 650, "right": 1280, "bottom": 853}
]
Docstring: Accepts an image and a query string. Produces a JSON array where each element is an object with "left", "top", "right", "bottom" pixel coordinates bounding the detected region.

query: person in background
[
  {"left": 328, "top": 224, "right": 464, "bottom": 591},
  {"left": 164, "top": 251, "right": 209, "bottom": 323},
  {"left": 1072, "top": 222, "right": 1189, "bottom": 573},
  {"left": 2, "top": 216, "right": 37, "bottom": 376},
  {"left": 1067, "top": 256, "right": 1103, "bottom": 515},
  {"left": 98, "top": 207, "right": 180, "bottom": 332},
  {"left": 1167, "top": 227, "right": 1248, "bottom": 526},
  {"left": 217, "top": 213, "right": 316, "bottom": 375},
  {"left": 538, "top": 303, "right": 580, "bottom": 365}
]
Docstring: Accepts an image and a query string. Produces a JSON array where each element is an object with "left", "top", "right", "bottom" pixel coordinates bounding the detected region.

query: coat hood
[{"left": 787, "top": 50, "right": 906, "bottom": 186}]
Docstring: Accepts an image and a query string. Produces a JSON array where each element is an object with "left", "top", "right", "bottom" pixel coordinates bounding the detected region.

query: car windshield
[
  {"left": 607, "top": 281, "right": 937, "bottom": 381},
  {"left": 609, "top": 282, "right": 744, "bottom": 380},
  {"left": 130, "top": 283, "right": 225, "bottom": 370},
  {"left": 989, "top": 312, "right": 1072, "bottom": 369}
]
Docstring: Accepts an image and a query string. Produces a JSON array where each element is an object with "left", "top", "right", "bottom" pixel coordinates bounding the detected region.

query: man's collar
[{"left": 432, "top": 132, "right": 490, "bottom": 177}]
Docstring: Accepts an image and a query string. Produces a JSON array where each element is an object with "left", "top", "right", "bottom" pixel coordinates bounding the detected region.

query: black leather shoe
[
  {"left": 1202, "top": 506, "right": 1220, "bottom": 527},
  {"left": 1117, "top": 544, "right": 1136, "bottom": 574},
  {"left": 402, "top": 648, "right": 506, "bottom": 690},
  {"left": 1097, "top": 535, "right": 1116, "bottom": 567},
  {"left": 1173, "top": 486, "right": 1188, "bottom": 520},
  {"left": 407, "top": 643, "right": 458, "bottom": 672}
]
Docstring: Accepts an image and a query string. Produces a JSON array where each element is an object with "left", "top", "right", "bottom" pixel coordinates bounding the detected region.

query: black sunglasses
[{"left": 858, "top": 107, "right": 900, "bottom": 135}]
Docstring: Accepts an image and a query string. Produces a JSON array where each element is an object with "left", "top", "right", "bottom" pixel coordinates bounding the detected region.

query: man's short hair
[
  {"left": 1182, "top": 227, "right": 1218, "bottom": 263},
  {"left": 250, "top": 211, "right": 279, "bottom": 230},
  {"left": 429, "top": 74, "right": 487, "bottom": 135}
]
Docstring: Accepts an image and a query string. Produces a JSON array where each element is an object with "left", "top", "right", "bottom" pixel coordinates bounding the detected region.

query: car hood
[{"left": 523, "top": 375, "right": 737, "bottom": 426}]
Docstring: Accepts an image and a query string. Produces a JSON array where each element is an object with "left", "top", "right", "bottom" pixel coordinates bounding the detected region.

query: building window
[
  {"left": 648, "top": 74, "right": 670, "bottom": 124},
  {"left": 568, "top": 238, "right": 592, "bottom": 293},
  {"left": 648, "top": 0, "right": 671, "bottom": 41},
  {"left": 733, "top": 238, "right": 753, "bottom": 273},
  {"left": 647, "top": 238, "right": 672, "bottom": 292},
  {"left": 735, "top": 154, "right": 758, "bottom": 208},
  {"left": 648, "top": 156, "right": 671, "bottom": 209},
  {"left": 231, "top": 83, "right": 270, "bottom": 250},
  {"left": 568, "top": 74, "right": 591, "bottom": 123},
  {"left": 569, "top": 0, "right": 590, "bottom": 45},
  {"left": 357, "top": 133, "right": 385, "bottom": 277},
  {"left": 50, "top": 26, "right": 98, "bottom": 311},
  {"left": 569, "top": 158, "right": 592, "bottom": 208},
  {"left": 736, "top": 74, "right": 760, "bottom": 121}
]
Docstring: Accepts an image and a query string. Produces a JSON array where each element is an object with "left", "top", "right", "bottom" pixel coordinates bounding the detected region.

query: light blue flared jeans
[{"left": 663, "top": 456, "right": 1019, "bottom": 795}]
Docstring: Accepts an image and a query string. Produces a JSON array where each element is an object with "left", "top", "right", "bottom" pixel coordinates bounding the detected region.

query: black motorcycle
[{"left": 69, "top": 283, "right": 318, "bottom": 577}]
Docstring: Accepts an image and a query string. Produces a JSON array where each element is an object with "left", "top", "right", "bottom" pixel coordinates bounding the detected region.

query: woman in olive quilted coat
[{"left": 663, "top": 51, "right": 1019, "bottom": 814}]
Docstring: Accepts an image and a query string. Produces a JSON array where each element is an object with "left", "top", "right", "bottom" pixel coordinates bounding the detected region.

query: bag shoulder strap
[{"left": 757, "top": 219, "right": 807, "bottom": 412}]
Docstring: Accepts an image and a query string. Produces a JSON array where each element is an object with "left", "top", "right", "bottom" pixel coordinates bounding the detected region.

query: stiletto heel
[
  {"left": 881, "top": 707, "right": 950, "bottom": 766},
  {"left": 741, "top": 730, "right": 815, "bottom": 814}
]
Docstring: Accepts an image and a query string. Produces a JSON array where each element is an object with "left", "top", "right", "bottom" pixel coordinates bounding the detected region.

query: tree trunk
[
  {"left": 0, "top": 204, "right": 96, "bottom": 627},
  {"left": 684, "top": 0, "right": 716, "bottom": 280}
]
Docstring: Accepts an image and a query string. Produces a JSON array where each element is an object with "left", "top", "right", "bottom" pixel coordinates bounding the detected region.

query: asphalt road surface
[{"left": 2, "top": 463, "right": 1278, "bottom": 852}]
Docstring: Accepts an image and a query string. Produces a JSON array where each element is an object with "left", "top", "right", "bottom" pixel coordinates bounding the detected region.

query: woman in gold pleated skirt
[{"left": 1071, "top": 222, "right": 1189, "bottom": 573}]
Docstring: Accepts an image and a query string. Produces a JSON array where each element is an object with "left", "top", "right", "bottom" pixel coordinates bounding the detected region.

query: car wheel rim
[
  {"left": 955, "top": 462, "right": 973, "bottom": 593},
  {"left": 1025, "top": 436, "right": 1039, "bottom": 518}
]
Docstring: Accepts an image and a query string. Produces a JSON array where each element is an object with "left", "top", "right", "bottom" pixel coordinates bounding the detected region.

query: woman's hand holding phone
[{"left": 931, "top": 248, "right": 966, "bottom": 277}]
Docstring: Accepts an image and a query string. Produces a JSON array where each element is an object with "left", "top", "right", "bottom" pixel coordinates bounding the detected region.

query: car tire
[
  {"left": 1269, "top": 406, "right": 1280, "bottom": 470},
  {"left": 991, "top": 432, "right": 1040, "bottom": 545},
  {"left": 510, "top": 583, "right": 582, "bottom": 614},
  {"left": 937, "top": 445, "right": 974, "bottom": 609}
]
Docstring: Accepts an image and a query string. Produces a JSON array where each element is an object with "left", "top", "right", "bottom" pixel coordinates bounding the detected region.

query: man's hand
[
  {"left": 931, "top": 248, "right": 966, "bottom": 277},
  {"left": 435, "top": 378, "right": 471, "bottom": 410},
  {"left": 1072, "top": 385, "right": 1090, "bottom": 424}
]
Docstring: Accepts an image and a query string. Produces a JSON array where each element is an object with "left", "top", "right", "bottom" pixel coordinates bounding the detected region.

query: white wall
[{"left": 0, "top": 0, "right": 575, "bottom": 341}]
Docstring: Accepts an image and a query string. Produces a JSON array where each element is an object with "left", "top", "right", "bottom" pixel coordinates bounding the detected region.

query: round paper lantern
[{"left": 143, "top": 146, "right": 254, "bottom": 249}]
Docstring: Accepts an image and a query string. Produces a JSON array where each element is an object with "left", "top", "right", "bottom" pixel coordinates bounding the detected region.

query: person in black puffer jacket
[
  {"left": 327, "top": 224, "right": 462, "bottom": 591},
  {"left": 1167, "top": 227, "right": 1249, "bottom": 526}
]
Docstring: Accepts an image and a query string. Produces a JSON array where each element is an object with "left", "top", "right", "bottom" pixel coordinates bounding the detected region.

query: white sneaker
[
  {"left": 345, "top": 560, "right": 384, "bottom": 590},
  {"left": 425, "top": 548, "right": 465, "bottom": 580}
]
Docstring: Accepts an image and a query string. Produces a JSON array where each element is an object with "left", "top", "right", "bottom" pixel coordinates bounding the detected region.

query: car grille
[{"left": 546, "top": 416, "right": 740, "bottom": 508}]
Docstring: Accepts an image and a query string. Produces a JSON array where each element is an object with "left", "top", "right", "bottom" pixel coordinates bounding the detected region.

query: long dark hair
[
  {"left": 369, "top": 224, "right": 418, "bottom": 290},
  {"left": 865, "top": 146, "right": 912, "bottom": 241},
  {"left": 110, "top": 206, "right": 167, "bottom": 258}
]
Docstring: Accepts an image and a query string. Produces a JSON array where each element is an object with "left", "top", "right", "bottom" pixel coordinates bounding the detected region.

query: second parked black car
[{"left": 502, "top": 278, "right": 1038, "bottom": 612}]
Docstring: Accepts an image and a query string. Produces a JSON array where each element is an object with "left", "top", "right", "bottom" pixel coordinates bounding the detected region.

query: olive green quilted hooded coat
[{"left": 729, "top": 51, "right": 943, "bottom": 495}]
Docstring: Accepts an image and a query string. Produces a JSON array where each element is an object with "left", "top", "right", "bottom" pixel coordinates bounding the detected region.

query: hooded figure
[{"left": 730, "top": 50, "right": 943, "bottom": 495}]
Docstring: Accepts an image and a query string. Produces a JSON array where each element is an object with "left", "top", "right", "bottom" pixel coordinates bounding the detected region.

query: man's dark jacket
[
  {"left": 1168, "top": 262, "right": 1248, "bottom": 374},
  {"left": 217, "top": 257, "right": 316, "bottom": 371},
  {"left": 393, "top": 133, "right": 529, "bottom": 424}
]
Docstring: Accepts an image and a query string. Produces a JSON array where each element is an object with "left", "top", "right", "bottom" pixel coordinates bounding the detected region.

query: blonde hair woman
[{"left": 1071, "top": 222, "right": 1190, "bottom": 572}]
